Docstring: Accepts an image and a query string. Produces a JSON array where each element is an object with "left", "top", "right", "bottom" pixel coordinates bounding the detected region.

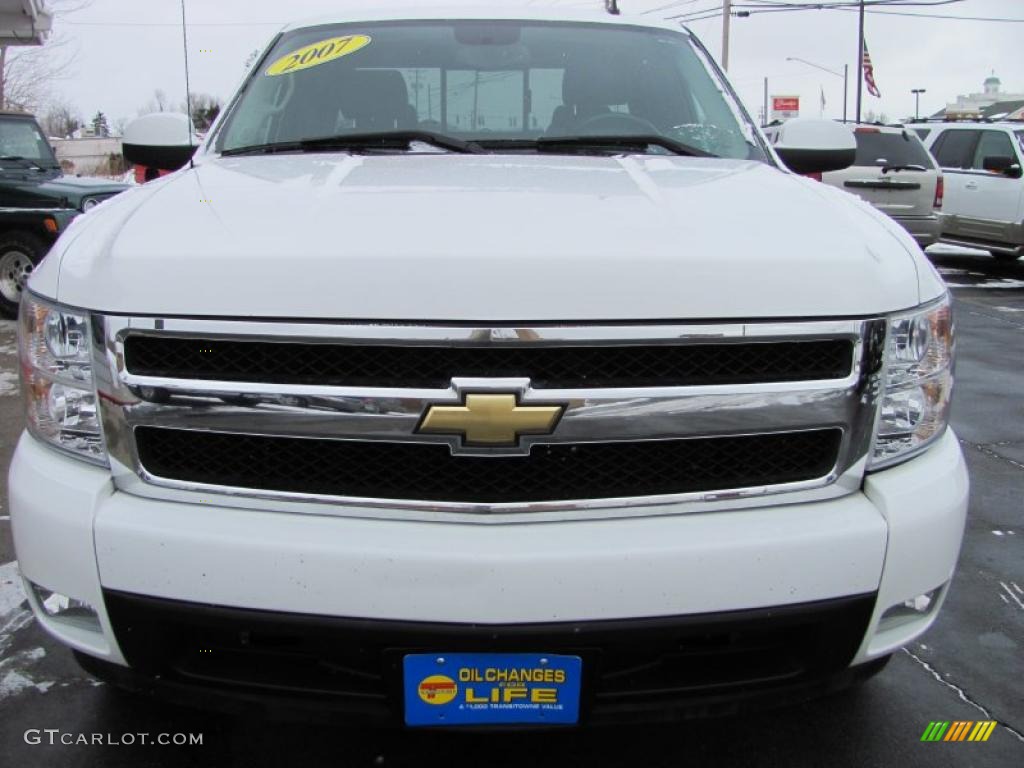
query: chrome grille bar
[{"left": 92, "top": 316, "right": 885, "bottom": 520}]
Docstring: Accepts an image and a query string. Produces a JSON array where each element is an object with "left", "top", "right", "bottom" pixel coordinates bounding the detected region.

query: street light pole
[
  {"left": 912, "top": 88, "right": 926, "bottom": 120},
  {"left": 763, "top": 77, "right": 769, "bottom": 127},
  {"left": 722, "top": 0, "right": 732, "bottom": 71},
  {"left": 843, "top": 64, "right": 849, "bottom": 123}
]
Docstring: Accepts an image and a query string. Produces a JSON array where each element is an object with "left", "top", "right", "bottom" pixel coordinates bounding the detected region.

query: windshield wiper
[
  {"left": 881, "top": 163, "right": 928, "bottom": 174},
  {"left": 222, "top": 130, "right": 486, "bottom": 157},
  {"left": 478, "top": 135, "right": 716, "bottom": 158},
  {"left": 0, "top": 155, "right": 45, "bottom": 170}
]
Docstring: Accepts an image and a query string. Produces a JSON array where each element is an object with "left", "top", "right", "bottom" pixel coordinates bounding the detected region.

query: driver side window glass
[
  {"left": 971, "top": 131, "right": 1015, "bottom": 171},
  {"left": 932, "top": 130, "right": 977, "bottom": 170}
]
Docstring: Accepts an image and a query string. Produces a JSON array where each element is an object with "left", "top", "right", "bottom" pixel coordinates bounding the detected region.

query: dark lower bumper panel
[{"left": 94, "top": 591, "right": 877, "bottom": 726}]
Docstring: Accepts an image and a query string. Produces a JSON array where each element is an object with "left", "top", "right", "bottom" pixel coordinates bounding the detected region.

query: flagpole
[
  {"left": 843, "top": 64, "right": 849, "bottom": 122},
  {"left": 856, "top": 0, "right": 865, "bottom": 123}
]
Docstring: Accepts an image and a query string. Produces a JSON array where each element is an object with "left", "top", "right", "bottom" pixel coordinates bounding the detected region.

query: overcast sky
[{"left": 45, "top": 0, "right": 1023, "bottom": 127}]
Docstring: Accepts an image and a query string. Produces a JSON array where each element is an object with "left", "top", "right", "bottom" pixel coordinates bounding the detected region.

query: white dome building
[{"left": 944, "top": 73, "right": 1024, "bottom": 118}]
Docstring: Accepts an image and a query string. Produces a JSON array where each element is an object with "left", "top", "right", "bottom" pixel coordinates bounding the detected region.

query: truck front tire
[{"left": 0, "top": 231, "right": 47, "bottom": 318}]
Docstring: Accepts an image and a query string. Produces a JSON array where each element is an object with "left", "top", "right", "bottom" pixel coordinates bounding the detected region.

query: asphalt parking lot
[{"left": 0, "top": 246, "right": 1021, "bottom": 767}]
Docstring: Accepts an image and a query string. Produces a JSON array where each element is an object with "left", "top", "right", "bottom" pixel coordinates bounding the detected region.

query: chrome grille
[
  {"left": 135, "top": 427, "right": 843, "bottom": 504},
  {"left": 92, "top": 317, "right": 886, "bottom": 519},
  {"left": 123, "top": 336, "right": 854, "bottom": 389}
]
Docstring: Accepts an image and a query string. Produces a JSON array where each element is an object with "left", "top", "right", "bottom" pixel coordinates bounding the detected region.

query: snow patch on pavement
[
  {"left": 946, "top": 279, "right": 1024, "bottom": 290},
  {"left": 0, "top": 370, "right": 19, "bottom": 397},
  {"left": 0, "top": 561, "right": 26, "bottom": 616},
  {"left": 0, "top": 665, "right": 56, "bottom": 700}
]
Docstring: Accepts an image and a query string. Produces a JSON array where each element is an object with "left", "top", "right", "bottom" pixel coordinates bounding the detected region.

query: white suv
[
  {"left": 821, "top": 124, "right": 943, "bottom": 248},
  {"left": 10, "top": 5, "right": 967, "bottom": 729},
  {"left": 921, "top": 122, "right": 1024, "bottom": 261}
]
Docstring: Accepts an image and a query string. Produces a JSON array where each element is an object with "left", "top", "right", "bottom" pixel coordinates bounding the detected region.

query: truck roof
[{"left": 281, "top": 3, "right": 681, "bottom": 34}]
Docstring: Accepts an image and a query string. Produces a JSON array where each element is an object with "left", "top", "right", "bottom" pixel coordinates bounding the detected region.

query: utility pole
[
  {"left": 722, "top": 0, "right": 732, "bottom": 71},
  {"left": 843, "top": 64, "right": 849, "bottom": 122},
  {"left": 855, "top": 0, "right": 865, "bottom": 123},
  {"left": 912, "top": 88, "right": 926, "bottom": 120},
  {"left": 763, "top": 77, "right": 768, "bottom": 127},
  {"left": 0, "top": 46, "right": 6, "bottom": 109}
]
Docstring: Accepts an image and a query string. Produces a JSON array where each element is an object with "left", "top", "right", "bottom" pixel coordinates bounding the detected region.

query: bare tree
[
  {"left": 0, "top": 1, "right": 94, "bottom": 112},
  {"left": 139, "top": 89, "right": 170, "bottom": 116},
  {"left": 41, "top": 100, "right": 82, "bottom": 138}
]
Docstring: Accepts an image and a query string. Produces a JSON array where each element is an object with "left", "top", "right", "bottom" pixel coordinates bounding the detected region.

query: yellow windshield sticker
[{"left": 266, "top": 35, "right": 372, "bottom": 77}]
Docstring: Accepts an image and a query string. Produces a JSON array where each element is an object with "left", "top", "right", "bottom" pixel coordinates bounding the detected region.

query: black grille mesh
[
  {"left": 135, "top": 428, "right": 842, "bottom": 504},
  {"left": 124, "top": 337, "right": 854, "bottom": 389},
  {"left": 103, "top": 590, "right": 875, "bottom": 721}
]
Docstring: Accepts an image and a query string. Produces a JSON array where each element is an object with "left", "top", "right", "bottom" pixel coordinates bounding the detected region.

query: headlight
[
  {"left": 18, "top": 295, "right": 107, "bottom": 465},
  {"left": 869, "top": 295, "right": 954, "bottom": 470},
  {"left": 81, "top": 197, "right": 100, "bottom": 212}
]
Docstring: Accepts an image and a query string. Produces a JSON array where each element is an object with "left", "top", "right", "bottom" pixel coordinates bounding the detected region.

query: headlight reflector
[
  {"left": 19, "top": 295, "right": 107, "bottom": 465},
  {"left": 870, "top": 296, "right": 954, "bottom": 469}
]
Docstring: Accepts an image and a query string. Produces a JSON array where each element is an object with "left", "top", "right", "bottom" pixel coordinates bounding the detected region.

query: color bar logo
[{"left": 921, "top": 721, "right": 997, "bottom": 742}]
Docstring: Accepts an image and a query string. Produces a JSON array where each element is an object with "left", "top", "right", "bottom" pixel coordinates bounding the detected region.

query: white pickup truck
[{"left": 10, "top": 5, "right": 967, "bottom": 728}]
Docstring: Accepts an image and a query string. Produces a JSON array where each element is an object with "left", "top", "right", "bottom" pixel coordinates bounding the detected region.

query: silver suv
[
  {"left": 821, "top": 124, "right": 942, "bottom": 248},
  {"left": 921, "top": 122, "right": 1024, "bottom": 261}
]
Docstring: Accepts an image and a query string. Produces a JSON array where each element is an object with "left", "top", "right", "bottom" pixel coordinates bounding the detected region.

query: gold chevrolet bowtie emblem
[{"left": 418, "top": 394, "right": 564, "bottom": 447}]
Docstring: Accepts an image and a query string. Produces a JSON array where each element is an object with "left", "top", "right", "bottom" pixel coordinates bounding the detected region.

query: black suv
[{"left": 1, "top": 110, "right": 129, "bottom": 316}]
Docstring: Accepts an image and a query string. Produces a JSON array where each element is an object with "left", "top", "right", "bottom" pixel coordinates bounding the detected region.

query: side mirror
[
  {"left": 769, "top": 119, "right": 857, "bottom": 175},
  {"left": 982, "top": 155, "right": 1023, "bottom": 178},
  {"left": 122, "top": 113, "right": 199, "bottom": 177}
]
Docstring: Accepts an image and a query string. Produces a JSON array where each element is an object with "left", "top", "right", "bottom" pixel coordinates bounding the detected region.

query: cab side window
[
  {"left": 931, "top": 129, "right": 978, "bottom": 170},
  {"left": 970, "top": 130, "right": 1016, "bottom": 171}
]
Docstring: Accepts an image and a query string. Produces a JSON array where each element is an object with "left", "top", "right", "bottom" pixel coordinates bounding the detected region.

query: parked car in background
[
  {"left": 821, "top": 124, "right": 943, "bottom": 248},
  {"left": 0, "top": 206, "right": 77, "bottom": 317},
  {"left": 921, "top": 122, "right": 1024, "bottom": 261},
  {"left": 1, "top": 110, "right": 129, "bottom": 315}
]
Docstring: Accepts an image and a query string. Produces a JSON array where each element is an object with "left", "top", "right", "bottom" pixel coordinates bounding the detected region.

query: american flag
[{"left": 862, "top": 39, "right": 881, "bottom": 98}]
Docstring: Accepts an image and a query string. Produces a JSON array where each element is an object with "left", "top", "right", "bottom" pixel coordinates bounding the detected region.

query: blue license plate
[{"left": 403, "top": 653, "right": 582, "bottom": 727}]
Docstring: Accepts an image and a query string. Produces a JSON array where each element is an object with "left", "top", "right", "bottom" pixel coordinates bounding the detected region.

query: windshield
[
  {"left": 215, "top": 21, "right": 761, "bottom": 160},
  {"left": 853, "top": 131, "right": 934, "bottom": 169},
  {"left": 0, "top": 116, "right": 58, "bottom": 166}
]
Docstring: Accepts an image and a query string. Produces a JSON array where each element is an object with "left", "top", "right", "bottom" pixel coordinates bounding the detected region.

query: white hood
[{"left": 41, "top": 153, "right": 937, "bottom": 321}]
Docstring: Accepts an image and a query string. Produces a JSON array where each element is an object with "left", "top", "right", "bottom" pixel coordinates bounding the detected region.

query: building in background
[
  {"left": 52, "top": 137, "right": 125, "bottom": 177},
  {"left": 942, "top": 74, "right": 1024, "bottom": 120}
]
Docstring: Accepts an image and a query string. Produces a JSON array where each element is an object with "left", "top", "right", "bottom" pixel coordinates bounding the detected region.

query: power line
[
  {"left": 640, "top": 0, "right": 706, "bottom": 14},
  {"left": 670, "top": 0, "right": 966, "bottom": 19},
  {"left": 836, "top": 7, "right": 1024, "bottom": 21},
  {"left": 60, "top": 20, "right": 285, "bottom": 28}
]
